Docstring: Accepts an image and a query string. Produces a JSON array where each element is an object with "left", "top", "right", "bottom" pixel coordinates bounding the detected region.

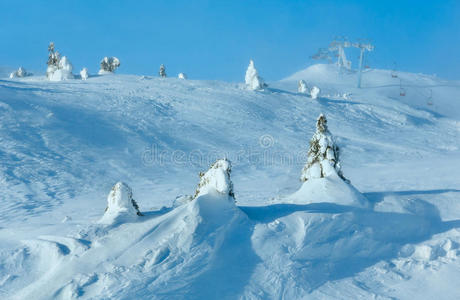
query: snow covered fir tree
[
  {"left": 194, "top": 158, "right": 235, "bottom": 200},
  {"left": 46, "top": 42, "right": 59, "bottom": 78},
  {"left": 99, "top": 182, "right": 143, "bottom": 224},
  {"left": 310, "top": 86, "right": 320, "bottom": 99},
  {"left": 245, "top": 59, "right": 266, "bottom": 90},
  {"left": 300, "top": 114, "right": 346, "bottom": 182},
  {"left": 159, "top": 64, "right": 167, "bottom": 78},
  {"left": 99, "top": 57, "right": 120, "bottom": 74},
  {"left": 46, "top": 42, "right": 74, "bottom": 81},
  {"left": 290, "top": 113, "right": 367, "bottom": 207},
  {"left": 80, "top": 67, "right": 89, "bottom": 80},
  {"left": 298, "top": 79, "right": 308, "bottom": 94}
]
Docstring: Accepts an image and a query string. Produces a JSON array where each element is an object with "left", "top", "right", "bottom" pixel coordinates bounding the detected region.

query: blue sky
[{"left": 1, "top": 0, "right": 458, "bottom": 81}]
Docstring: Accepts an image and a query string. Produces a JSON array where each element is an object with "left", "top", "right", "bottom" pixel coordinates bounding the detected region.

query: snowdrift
[
  {"left": 11, "top": 174, "right": 254, "bottom": 299},
  {"left": 287, "top": 174, "right": 369, "bottom": 208}
]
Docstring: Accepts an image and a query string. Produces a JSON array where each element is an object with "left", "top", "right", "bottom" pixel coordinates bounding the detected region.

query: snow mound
[
  {"left": 288, "top": 173, "right": 369, "bottom": 208},
  {"left": 250, "top": 204, "right": 434, "bottom": 297}
]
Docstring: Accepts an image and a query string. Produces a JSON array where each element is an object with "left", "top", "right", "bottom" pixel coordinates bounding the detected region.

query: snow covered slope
[{"left": 1, "top": 64, "right": 460, "bottom": 299}]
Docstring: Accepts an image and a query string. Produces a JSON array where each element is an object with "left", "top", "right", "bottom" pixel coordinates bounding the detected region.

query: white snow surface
[{"left": 1, "top": 64, "right": 460, "bottom": 299}]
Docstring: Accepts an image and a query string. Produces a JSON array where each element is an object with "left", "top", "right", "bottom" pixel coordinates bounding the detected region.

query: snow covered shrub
[
  {"left": 102, "top": 182, "right": 143, "bottom": 221},
  {"left": 80, "top": 68, "right": 89, "bottom": 80},
  {"left": 9, "top": 67, "right": 31, "bottom": 78},
  {"left": 310, "top": 86, "right": 320, "bottom": 99},
  {"left": 159, "top": 64, "right": 166, "bottom": 78},
  {"left": 99, "top": 57, "right": 120, "bottom": 74},
  {"left": 300, "top": 114, "right": 346, "bottom": 182},
  {"left": 245, "top": 59, "right": 266, "bottom": 90},
  {"left": 194, "top": 158, "right": 235, "bottom": 199},
  {"left": 46, "top": 42, "right": 74, "bottom": 81},
  {"left": 178, "top": 72, "right": 187, "bottom": 79},
  {"left": 298, "top": 80, "right": 308, "bottom": 94}
]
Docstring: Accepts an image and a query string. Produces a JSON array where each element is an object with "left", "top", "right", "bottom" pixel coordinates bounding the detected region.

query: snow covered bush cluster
[
  {"left": 99, "top": 57, "right": 120, "bottom": 74},
  {"left": 300, "top": 114, "right": 345, "bottom": 182},
  {"left": 46, "top": 42, "right": 74, "bottom": 81},
  {"left": 245, "top": 59, "right": 266, "bottom": 90},
  {"left": 9, "top": 67, "right": 31, "bottom": 78},
  {"left": 298, "top": 79, "right": 320, "bottom": 99}
]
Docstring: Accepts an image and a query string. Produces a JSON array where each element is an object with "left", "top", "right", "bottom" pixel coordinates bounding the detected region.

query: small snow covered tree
[
  {"left": 159, "top": 64, "right": 166, "bottom": 78},
  {"left": 104, "top": 182, "right": 143, "bottom": 217},
  {"left": 298, "top": 80, "right": 308, "bottom": 94},
  {"left": 99, "top": 57, "right": 120, "bottom": 74},
  {"left": 300, "top": 114, "right": 346, "bottom": 182},
  {"left": 46, "top": 42, "right": 60, "bottom": 79},
  {"left": 80, "top": 68, "right": 89, "bottom": 80},
  {"left": 310, "top": 86, "right": 320, "bottom": 99},
  {"left": 46, "top": 42, "right": 74, "bottom": 81},
  {"left": 194, "top": 158, "right": 235, "bottom": 200},
  {"left": 245, "top": 59, "right": 266, "bottom": 90},
  {"left": 178, "top": 72, "right": 187, "bottom": 79},
  {"left": 9, "top": 67, "right": 31, "bottom": 78}
]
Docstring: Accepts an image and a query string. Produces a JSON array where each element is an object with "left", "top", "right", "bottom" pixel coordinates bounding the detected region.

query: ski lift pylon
[
  {"left": 427, "top": 89, "right": 433, "bottom": 105},
  {"left": 399, "top": 79, "right": 406, "bottom": 96},
  {"left": 391, "top": 62, "right": 398, "bottom": 78}
]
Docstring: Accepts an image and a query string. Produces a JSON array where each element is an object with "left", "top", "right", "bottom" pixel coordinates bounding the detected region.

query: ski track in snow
[{"left": 0, "top": 64, "right": 460, "bottom": 299}]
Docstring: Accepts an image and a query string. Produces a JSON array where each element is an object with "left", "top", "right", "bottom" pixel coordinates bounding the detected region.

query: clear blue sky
[{"left": 1, "top": 0, "right": 459, "bottom": 81}]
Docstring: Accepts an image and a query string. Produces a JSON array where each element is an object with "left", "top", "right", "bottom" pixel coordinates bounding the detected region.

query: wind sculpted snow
[{"left": 1, "top": 64, "right": 460, "bottom": 299}]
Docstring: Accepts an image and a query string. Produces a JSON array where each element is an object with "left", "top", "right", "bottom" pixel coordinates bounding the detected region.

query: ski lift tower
[
  {"left": 329, "top": 38, "right": 353, "bottom": 72},
  {"left": 354, "top": 42, "right": 374, "bottom": 88}
]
